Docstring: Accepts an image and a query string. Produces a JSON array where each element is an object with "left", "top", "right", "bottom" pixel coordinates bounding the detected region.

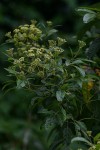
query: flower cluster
[{"left": 5, "top": 20, "right": 66, "bottom": 82}]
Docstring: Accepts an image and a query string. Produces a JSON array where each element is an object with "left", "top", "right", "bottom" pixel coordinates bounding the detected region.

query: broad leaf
[
  {"left": 65, "top": 59, "right": 70, "bottom": 66},
  {"left": 74, "top": 66, "right": 85, "bottom": 77},
  {"left": 56, "top": 90, "right": 65, "bottom": 102},
  {"left": 16, "top": 79, "right": 26, "bottom": 89},
  {"left": 5, "top": 68, "right": 18, "bottom": 75},
  {"left": 72, "top": 60, "right": 84, "bottom": 65},
  {"left": 94, "top": 133, "right": 100, "bottom": 143},
  {"left": 48, "top": 29, "right": 58, "bottom": 36},
  {"left": 83, "top": 13, "right": 96, "bottom": 23},
  {"left": 71, "top": 137, "right": 92, "bottom": 146},
  {"left": 45, "top": 117, "right": 56, "bottom": 130}
]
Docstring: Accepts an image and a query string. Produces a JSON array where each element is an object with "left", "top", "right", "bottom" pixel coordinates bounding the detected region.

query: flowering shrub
[
  {"left": 4, "top": 5, "right": 100, "bottom": 149},
  {"left": 5, "top": 21, "right": 68, "bottom": 88}
]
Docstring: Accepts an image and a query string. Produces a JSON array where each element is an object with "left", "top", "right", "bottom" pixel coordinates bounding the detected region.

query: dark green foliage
[{"left": 77, "top": 3, "right": 100, "bottom": 62}]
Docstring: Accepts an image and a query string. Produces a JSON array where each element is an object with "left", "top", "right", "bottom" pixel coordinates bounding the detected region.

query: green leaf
[
  {"left": 48, "top": 29, "right": 58, "bottom": 36},
  {"left": 83, "top": 13, "right": 96, "bottom": 23},
  {"left": 74, "top": 66, "right": 85, "bottom": 77},
  {"left": 16, "top": 79, "right": 26, "bottom": 89},
  {"left": 86, "top": 38, "right": 100, "bottom": 59},
  {"left": 77, "top": 121, "right": 87, "bottom": 131},
  {"left": 5, "top": 68, "right": 18, "bottom": 75},
  {"left": 94, "top": 133, "right": 100, "bottom": 143},
  {"left": 81, "top": 59, "right": 95, "bottom": 63},
  {"left": 71, "top": 60, "right": 84, "bottom": 65},
  {"left": 71, "top": 137, "right": 92, "bottom": 146},
  {"left": 76, "top": 8, "right": 95, "bottom": 16},
  {"left": 61, "top": 107, "right": 67, "bottom": 122},
  {"left": 56, "top": 90, "right": 65, "bottom": 102},
  {"left": 65, "top": 59, "right": 70, "bottom": 66},
  {"left": 45, "top": 117, "right": 56, "bottom": 130}
]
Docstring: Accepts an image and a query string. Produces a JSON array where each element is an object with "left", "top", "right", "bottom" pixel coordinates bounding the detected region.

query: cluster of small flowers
[
  {"left": 78, "top": 40, "right": 86, "bottom": 49},
  {"left": 5, "top": 20, "right": 66, "bottom": 80}
]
